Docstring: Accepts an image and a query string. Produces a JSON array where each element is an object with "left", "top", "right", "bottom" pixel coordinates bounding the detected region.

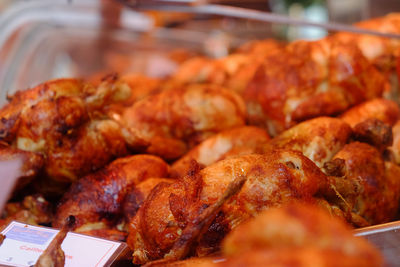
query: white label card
[{"left": 0, "top": 221, "right": 125, "bottom": 267}]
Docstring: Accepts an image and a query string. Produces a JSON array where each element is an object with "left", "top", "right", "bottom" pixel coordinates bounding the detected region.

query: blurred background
[{"left": 0, "top": 0, "right": 398, "bottom": 101}]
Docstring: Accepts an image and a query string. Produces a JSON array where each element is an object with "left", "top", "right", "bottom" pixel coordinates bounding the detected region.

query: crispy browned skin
[
  {"left": 330, "top": 142, "right": 400, "bottom": 225},
  {"left": 340, "top": 98, "right": 400, "bottom": 127},
  {"left": 121, "top": 84, "right": 246, "bottom": 160},
  {"left": 128, "top": 151, "right": 330, "bottom": 264},
  {"left": 123, "top": 177, "right": 174, "bottom": 223},
  {"left": 244, "top": 37, "right": 387, "bottom": 136},
  {"left": 53, "top": 155, "right": 170, "bottom": 238},
  {"left": 171, "top": 126, "right": 270, "bottom": 178},
  {"left": 266, "top": 117, "right": 352, "bottom": 168},
  {"left": 0, "top": 78, "right": 146, "bottom": 188}
]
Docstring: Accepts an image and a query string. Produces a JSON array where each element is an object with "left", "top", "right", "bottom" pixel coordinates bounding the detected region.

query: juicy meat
[
  {"left": 171, "top": 126, "right": 270, "bottom": 178},
  {"left": 121, "top": 84, "right": 246, "bottom": 160}
]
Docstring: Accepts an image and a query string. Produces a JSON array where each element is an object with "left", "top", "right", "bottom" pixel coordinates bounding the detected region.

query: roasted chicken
[
  {"left": 128, "top": 151, "right": 335, "bottom": 264},
  {"left": 121, "top": 84, "right": 246, "bottom": 160},
  {"left": 171, "top": 126, "right": 270, "bottom": 178},
  {"left": 0, "top": 78, "right": 147, "bottom": 194},
  {"left": 2, "top": 12, "right": 400, "bottom": 267},
  {"left": 53, "top": 154, "right": 170, "bottom": 240}
]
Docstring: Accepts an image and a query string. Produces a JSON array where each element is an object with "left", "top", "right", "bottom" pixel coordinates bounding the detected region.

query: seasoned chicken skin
[
  {"left": 0, "top": 78, "right": 145, "bottom": 188},
  {"left": 121, "top": 84, "right": 246, "bottom": 160},
  {"left": 171, "top": 126, "right": 270, "bottom": 178},
  {"left": 153, "top": 204, "right": 382, "bottom": 267},
  {"left": 128, "top": 151, "right": 331, "bottom": 264},
  {"left": 340, "top": 98, "right": 400, "bottom": 127},
  {"left": 244, "top": 38, "right": 387, "bottom": 136},
  {"left": 53, "top": 154, "right": 170, "bottom": 239},
  {"left": 266, "top": 117, "right": 352, "bottom": 168},
  {"left": 330, "top": 142, "right": 400, "bottom": 225}
]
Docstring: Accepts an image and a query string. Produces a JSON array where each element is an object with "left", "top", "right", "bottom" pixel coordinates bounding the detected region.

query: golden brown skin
[
  {"left": 121, "top": 84, "right": 246, "bottom": 160},
  {"left": 0, "top": 78, "right": 146, "bottom": 188},
  {"left": 330, "top": 142, "right": 400, "bottom": 225},
  {"left": 53, "top": 155, "right": 170, "bottom": 237},
  {"left": 266, "top": 117, "right": 352, "bottom": 168},
  {"left": 123, "top": 177, "right": 174, "bottom": 223},
  {"left": 244, "top": 38, "right": 387, "bottom": 136},
  {"left": 340, "top": 98, "right": 400, "bottom": 127},
  {"left": 128, "top": 151, "right": 330, "bottom": 264},
  {"left": 170, "top": 126, "right": 270, "bottom": 178}
]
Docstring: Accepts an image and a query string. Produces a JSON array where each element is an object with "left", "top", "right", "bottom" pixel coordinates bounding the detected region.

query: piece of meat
[
  {"left": 35, "top": 216, "right": 75, "bottom": 267},
  {"left": 0, "top": 78, "right": 146, "bottom": 191},
  {"left": 121, "top": 84, "right": 246, "bottom": 160},
  {"left": 244, "top": 37, "right": 387, "bottom": 136},
  {"left": 266, "top": 117, "right": 352, "bottom": 168},
  {"left": 123, "top": 177, "right": 174, "bottom": 223},
  {"left": 157, "top": 204, "right": 382, "bottom": 267},
  {"left": 389, "top": 120, "right": 400, "bottom": 164},
  {"left": 220, "top": 203, "right": 383, "bottom": 267},
  {"left": 128, "top": 151, "right": 331, "bottom": 264},
  {"left": 171, "top": 126, "right": 270, "bottom": 178},
  {"left": 340, "top": 98, "right": 400, "bottom": 127},
  {"left": 352, "top": 118, "right": 393, "bottom": 151},
  {"left": 330, "top": 142, "right": 400, "bottom": 225},
  {"left": 53, "top": 155, "right": 170, "bottom": 236}
]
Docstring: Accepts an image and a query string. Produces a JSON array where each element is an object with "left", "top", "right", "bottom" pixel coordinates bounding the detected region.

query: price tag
[{"left": 0, "top": 221, "right": 129, "bottom": 267}]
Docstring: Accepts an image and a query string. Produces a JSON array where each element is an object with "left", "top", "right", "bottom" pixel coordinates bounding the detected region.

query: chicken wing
[
  {"left": 170, "top": 126, "right": 270, "bottom": 178},
  {"left": 121, "top": 84, "right": 246, "bottom": 160}
]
